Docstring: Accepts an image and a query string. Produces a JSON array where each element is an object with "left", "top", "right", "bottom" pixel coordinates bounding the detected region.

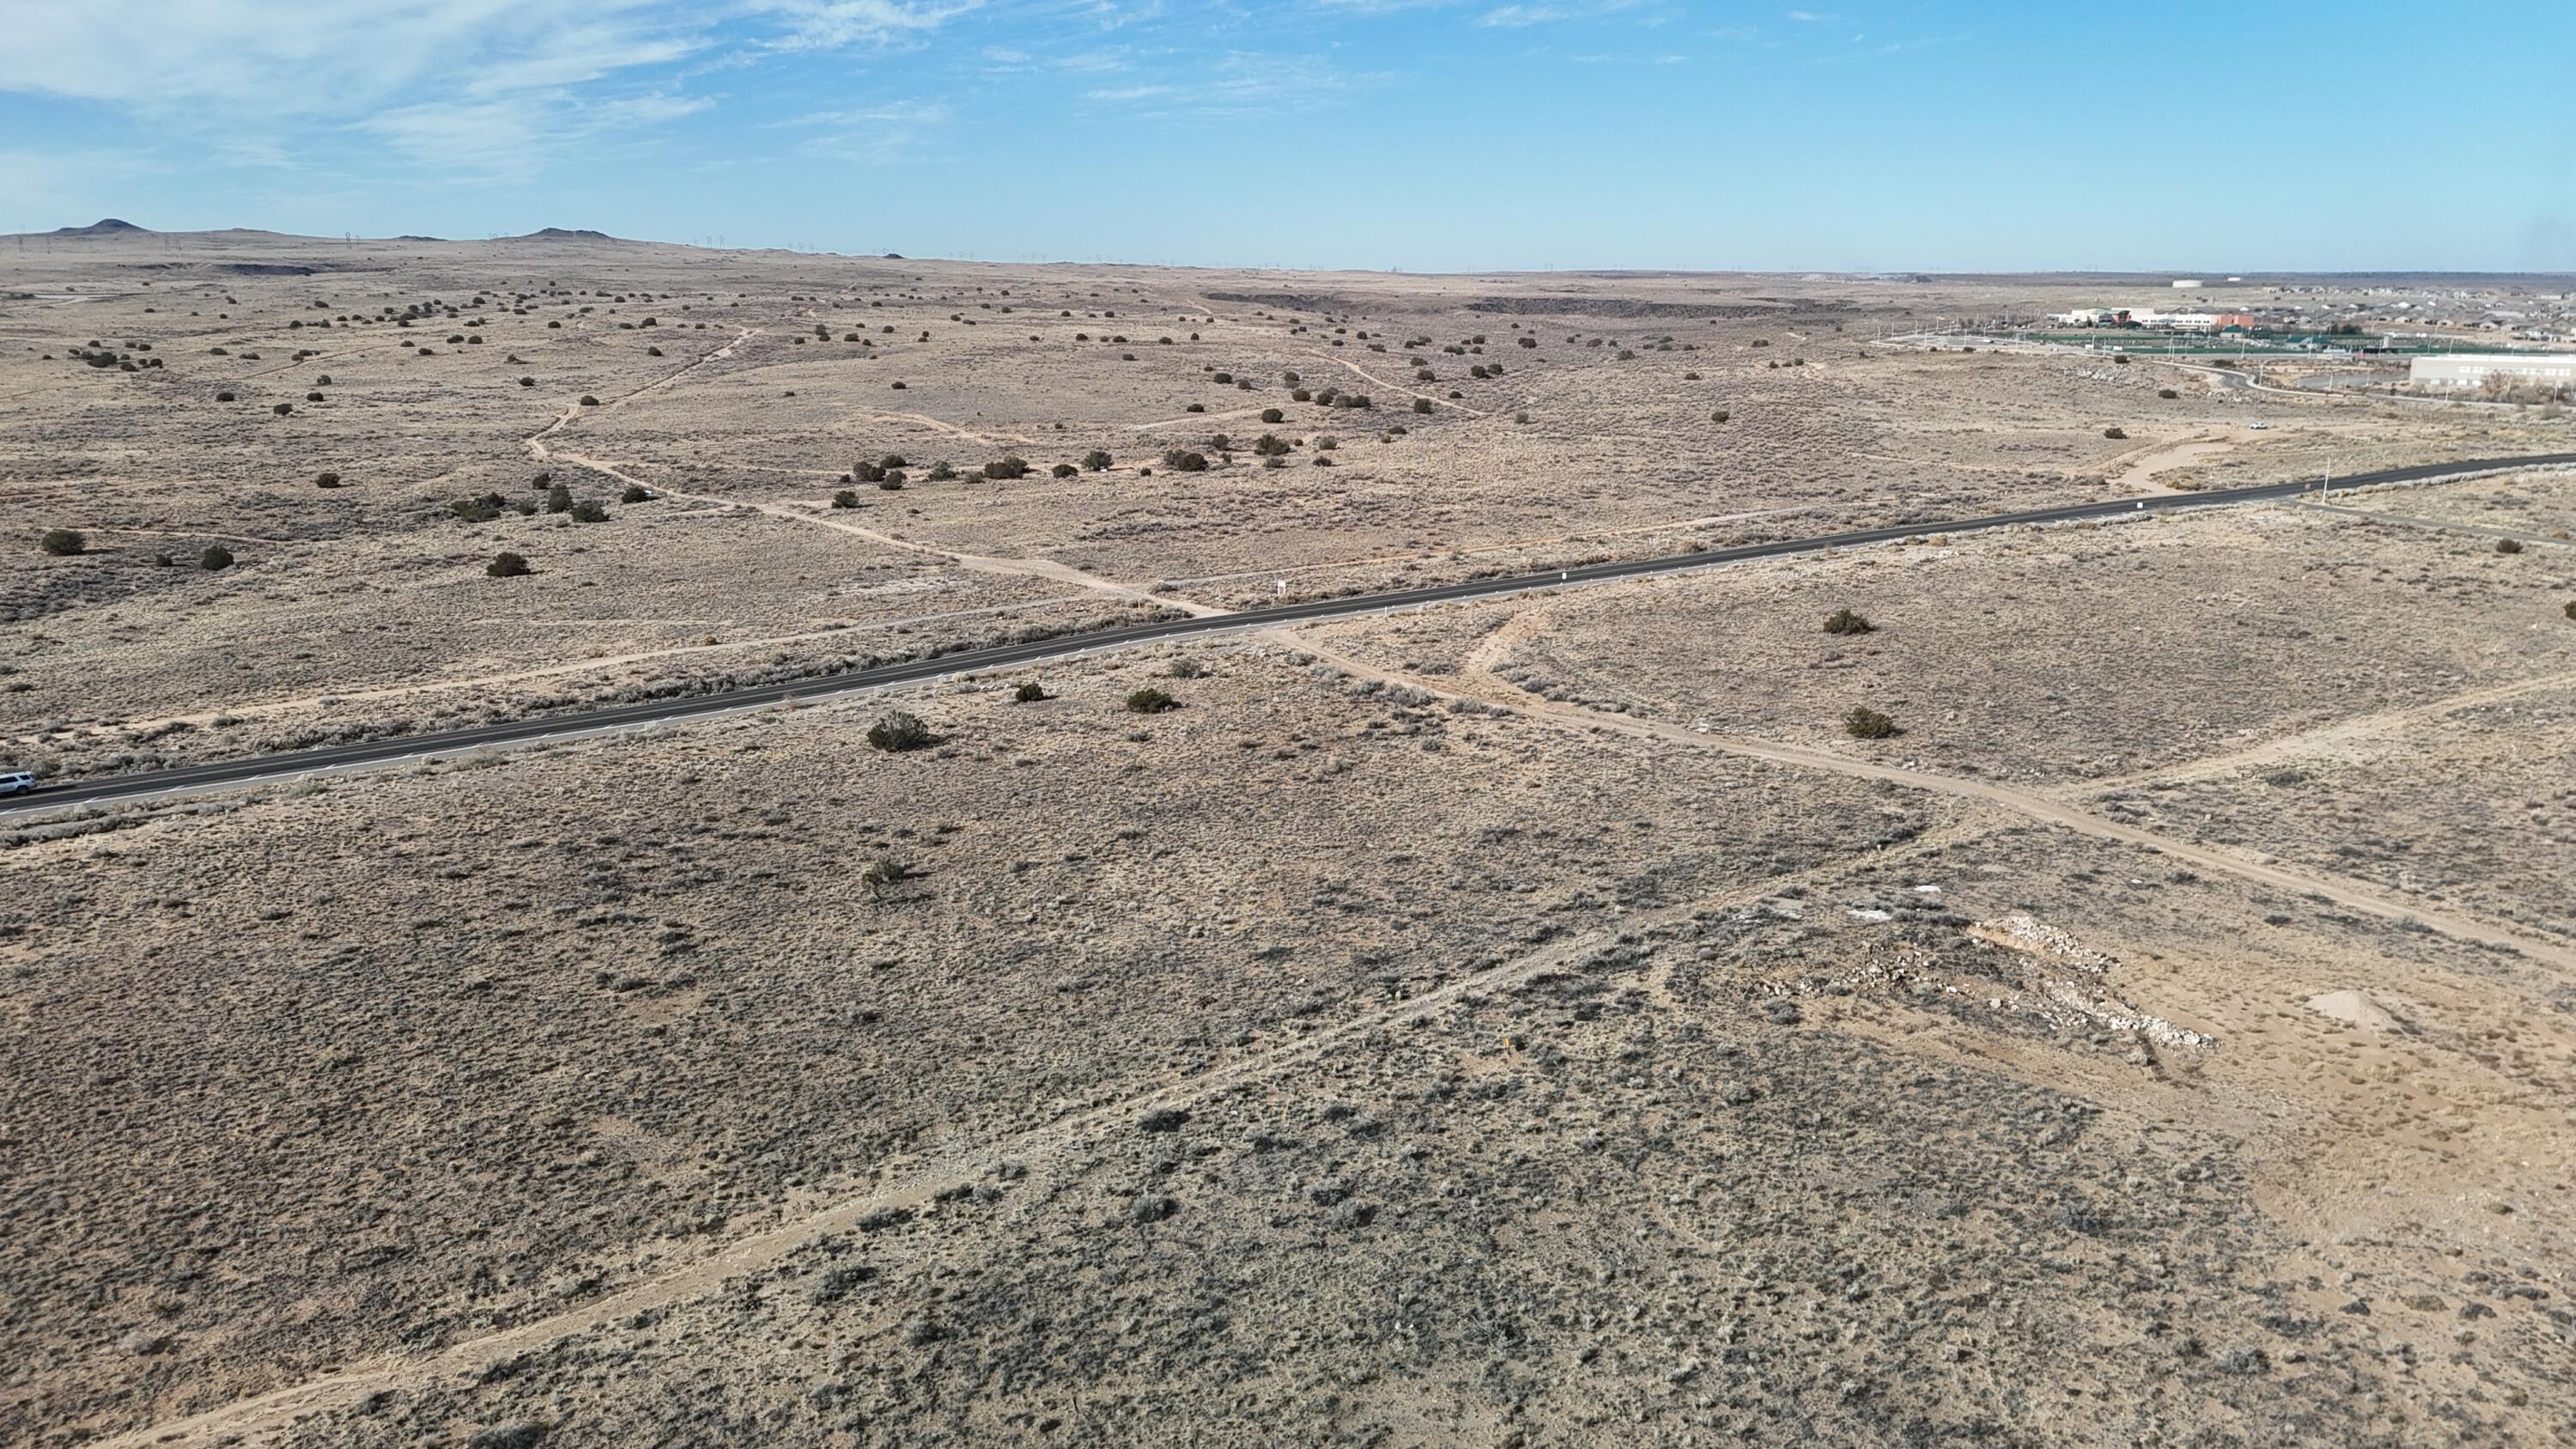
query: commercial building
[{"left": 2408, "top": 354, "right": 2576, "bottom": 389}]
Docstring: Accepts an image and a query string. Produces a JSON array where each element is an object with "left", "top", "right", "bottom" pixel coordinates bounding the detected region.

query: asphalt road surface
[{"left": 13, "top": 451, "right": 2574, "bottom": 815}]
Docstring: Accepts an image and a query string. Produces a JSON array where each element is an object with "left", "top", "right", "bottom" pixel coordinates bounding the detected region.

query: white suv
[{"left": 0, "top": 770, "right": 35, "bottom": 797}]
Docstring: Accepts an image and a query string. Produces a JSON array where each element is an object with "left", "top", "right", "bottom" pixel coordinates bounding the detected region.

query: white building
[
  {"left": 2171, "top": 278, "right": 2204, "bottom": 289},
  {"left": 2409, "top": 354, "right": 2576, "bottom": 389}
]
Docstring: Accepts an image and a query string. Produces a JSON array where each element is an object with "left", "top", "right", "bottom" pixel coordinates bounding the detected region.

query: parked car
[{"left": 0, "top": 770, "right": 35, "bottom": 797}]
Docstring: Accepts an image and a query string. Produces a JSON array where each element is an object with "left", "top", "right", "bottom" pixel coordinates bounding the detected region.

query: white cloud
[
  {"left": 744, "top": 0, "right": 979, "bottom": 51},
  {"left": 1077, "top": 51, "right": 1388, "bottom": 114},
  {"left": 1479, "top": 5, "right": 1566, "bottom": 25},
  {"left": 0, "top": 0, "right": 978, "bottom": 177}
]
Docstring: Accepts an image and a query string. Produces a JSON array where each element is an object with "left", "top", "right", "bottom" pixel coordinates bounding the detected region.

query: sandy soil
[{"left": 5, "top": 231, "right": 2576, "bottom": 1448}]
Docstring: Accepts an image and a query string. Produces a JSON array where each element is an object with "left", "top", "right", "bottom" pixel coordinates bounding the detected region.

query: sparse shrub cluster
[
  {"left": 867, "top": 709, "right": 933, "bottom": 752},
  {"left": 1823, "top": 607, "right": 1874, "bottom": 636},
  {"left": 1844, "top": 706, "right": 1898, "bottom": 740}
]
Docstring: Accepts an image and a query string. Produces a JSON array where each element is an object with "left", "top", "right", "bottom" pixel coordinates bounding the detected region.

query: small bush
[
  {"left": 198, "top": 544, "right": 234, "bottom": 571},
  {"left": 860, "top": 857, "right": 911, "bottom": 896},
  {"left": 272, "top": 402, "right": 293, "bottom": 416},
  {"left": 868, "top": 709, "right": 933, "bottom": 752},
  {"left": 569, "top": 499, "right": 609, "bottom": 523},
  {"left": 1412, "top": 397, "right": 1432, "bottom": 414},
  {"left": 1163, "top": 449, "right": 1208, "bottom": 472},
  {"left": 487, "top": 551, "right": 532, "bottom": 578},
  {"left": 1184, "top": 402, "right": 1205, "bottom": 413},
  {"left": 1014, "top": 681, "right": 1048, "bottom": 703},
  {"left": 2495, "top": 538, "right": 2523, "bottom": 554},
  {"left": 1844, "top": 706, "right": 1898, "bottom": 740},
  {"left": 39, "top": 528, "right": 86, "bottom": 556},
  {"left": 2103, "top": 427, "right": 2126, "bottom": 440},
  {"left": 878, "top": 473, "right": 905, "bottom": 491},
  {"left": 1051, "top": 462, "right": 1078, "bottom": 478},
  {"left": 2565, "top": 600, "right": 2575, "bottom": 621},
  {"left": 621, "top": 484, "right": 651, "bottom": 503},
  {"left": 1823, "top": 607, "right": 1874, "bottom": 636},
  {"left": 984, "top": 456, "right": 1030, "bottom": 480},
  {"left": 579, "top": 395, "right": 601, "bottom": 407},
  {"left": 927, "top": 460, "right": 957, "bottom": 481},
  {"left": 1710, "top": 409, "right": 1730, "bottom": 423},
  {"left": 1168, "top": 657, "right": 1209, "bottom": 679},
  {"left": 452, "top": 495, "right": 503, "bottom": 522},
  {"left": 1260, "top": 407, "right": 1285, "bottom": 423},
  {"left": 832, "top": 489, "right": 860, "bottom": 508},
  {"left": 1125, "top": 687, "right": 1177, "bottom": 714},
  {"left": 544, "top": 484, "right": 574, "bottom": 514},
  {"left": 1081, "top": 449, "right": 1112, "bottom": 472},
  {"left": 216, "top": 391, "right": 236, "bottom": 401},
  {"left": 2157, "top": 387, "right": 2178, "bottom": 399}
]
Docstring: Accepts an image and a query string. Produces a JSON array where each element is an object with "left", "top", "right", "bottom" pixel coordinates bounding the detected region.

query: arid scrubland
[{"left": 5, "top": 232, "right": 2576, "bottom": 1446}]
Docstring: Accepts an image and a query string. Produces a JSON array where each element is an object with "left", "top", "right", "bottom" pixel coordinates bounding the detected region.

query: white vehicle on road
[{"left": 0, "top": 770, "right": 35, "bottom": 797}]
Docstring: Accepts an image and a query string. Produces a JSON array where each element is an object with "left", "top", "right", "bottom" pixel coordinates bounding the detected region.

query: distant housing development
[{"left": 2408, "top": 354, "right": 2576, "bottom": 388}]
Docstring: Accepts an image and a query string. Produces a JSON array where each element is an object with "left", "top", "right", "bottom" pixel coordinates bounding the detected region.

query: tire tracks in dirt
[{"left": 94, "top": 836, "right": 1949, "bottom": 1449}]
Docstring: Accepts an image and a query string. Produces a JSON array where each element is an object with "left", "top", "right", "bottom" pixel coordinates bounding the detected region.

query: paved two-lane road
[{"left": 10, "top": 451, "right": 2573, "bottom": 816}]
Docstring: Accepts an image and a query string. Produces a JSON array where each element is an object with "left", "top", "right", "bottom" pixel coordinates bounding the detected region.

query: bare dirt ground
[{"left": 5, "top": 232, "right": 2576, "bottom": 1448}]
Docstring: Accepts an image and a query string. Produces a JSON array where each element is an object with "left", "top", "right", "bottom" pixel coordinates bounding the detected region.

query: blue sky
[{"left": 3, "top": 1, "right": 2569, "bottom": 271}]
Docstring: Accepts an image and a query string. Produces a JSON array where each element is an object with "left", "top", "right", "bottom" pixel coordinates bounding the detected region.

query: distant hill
[
  {"left": 52, "top": 217, "right": 146, "bottom": 236},
  {"left": 516, "top": 227, "right": 619, "bottom": 242}
]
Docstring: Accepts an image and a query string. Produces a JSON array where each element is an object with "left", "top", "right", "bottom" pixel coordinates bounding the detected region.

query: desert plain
[{"left": 3, "top": 228, "right": 2575, "bottom": 1446}]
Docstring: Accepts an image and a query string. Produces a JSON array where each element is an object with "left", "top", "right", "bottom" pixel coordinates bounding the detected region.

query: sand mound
[{"left": 2306, "top": 989, "right": 2403, "bottom": 1032}]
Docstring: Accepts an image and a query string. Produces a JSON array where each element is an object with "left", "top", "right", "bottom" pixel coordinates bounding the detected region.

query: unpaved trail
[
  {"left": 2086, "top": 666, "right": 2576, "bottom": 792},
  {"left": 2, "top": 600, "right": 1088, "bottom": 740},
  {"left": 522, "top": 326, "right": 1223, "bottom": 617},
  {"left": 1162, "top": 507, "right": 1814, "bottom": 588},
  {"left": 90, "top": 840, "right": 1937, "bottom": 1449},
  {"left": 2103, "top": 428, "right": 2254, "bottom": 493},
  {"left": 841, "top": 408, "right": 1036, "bottom": 449},
  {"left": 2293, "top": 496, "right": 2576, "bottom": 549},
  {"left": 1291, "top": 631, "right": 2576, "bottom": 975},
  {"left": 1303, "top": 350, "right": 1492, "bottom": 418},
  {"left": 529, "top": 325, "right": 762, "bottom": 443}
]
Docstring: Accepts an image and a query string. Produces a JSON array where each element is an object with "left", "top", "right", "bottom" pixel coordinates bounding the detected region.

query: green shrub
[
  {"left": 1125, "top": 687, "right": 1177, "bottom": 714},
  {"left": 867, "top": 709, "right": 933, "bottom": 752},
  {"left": 1412, "top": 396, "right": 1432, "bottom": 414},
  {"left": 1253, "top": 433, "right": 1291, "bottom": 457},
  {"left": 1168, "top": 657, "right": 1209, "bottom": 679},
  {"left": 2102, "top": 427, "right": 2126, "bottom": 440},
  {"left": 39, "top": 528, "right": 85, "bottom": 556},
  {"left": 1014, "top": 680, "right": 1048, "bottom": 702},
  {"left": 2157, "top": 387, "right": 2178, "bottom": 399},
  {"left": 2495, "top": 538, "right": 2523, "bottom": 555},
  {"left": 544, "top": 484, "right": 574, "bottom": 514},
  {"left": 832, "top": 489, "right": 860, "bottom": 508},
  {"left": 2565, "top": 600, "right": 2575, "bottom": 621},
  {"left": 927, "top": 460, "right": 957, "bottom": 481},
  {"left": 487, "top": 551, "right": 532, "bottom": 577},
  {"left": 568, "top": 499, "right": 609, "bottom": 523},
  {"left": 1844, "top": 706, "right": 1898, "bottom": 740},
  {"left": 860, "top": 857, "right": 911, "bottom": 896},
  {"left": 198, "top": 545, "right": 234, "bottom": 571},
  {"left": 620, "top": 484, "right": 651, "bottom": 503},
  {"left": 1081, "top": 449, "right": 1112, "bottom": 472},
  {"left": 1823, "top": 607, "right": 1874, "bottom": 636},
  {"left": 1260, "top": 407, "right": 1285, "bottom": 423},
  {"left": 452, "top": 494, "right": 504, "bottom": 522},
  {"left": 983, "top": 456, "right": 1030, "bottom": 480},
  {"left": 316, "top": 471, "right": 341, "bottom": 487},
  {"left": 1162, "top": 449, "right": 1207, "bottom": 472},
  {"left": 579, "top": 395, "right": 600, "bottom": 406}
]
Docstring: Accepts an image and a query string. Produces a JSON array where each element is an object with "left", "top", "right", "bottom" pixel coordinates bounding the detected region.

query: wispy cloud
[
  {"left": 0, "top": 0, "right": 979, "bottom": 178},
  {"left": 1078, "top": 51, "right": 1389, "bottom": 114}
]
